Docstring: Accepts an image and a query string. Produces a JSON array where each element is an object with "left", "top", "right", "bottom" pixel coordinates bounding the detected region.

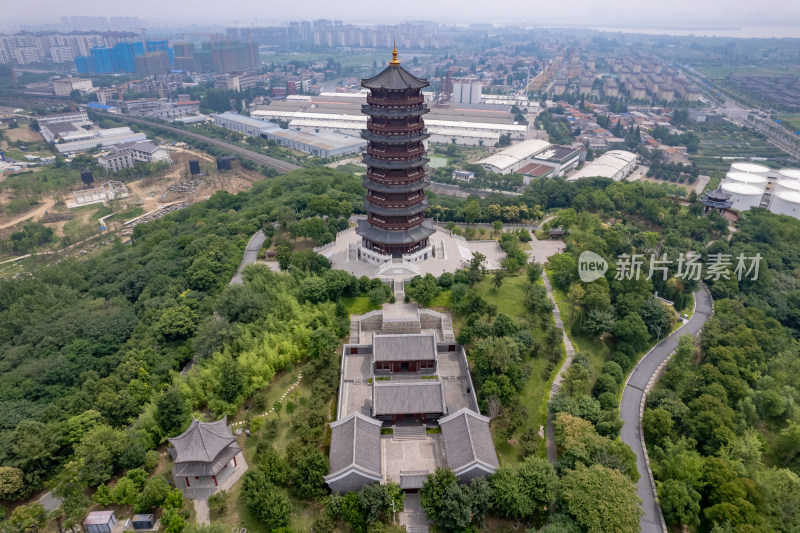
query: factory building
[
  {"left": 213, "top": 112, "right": 278, "bottom": 137},
  {"left": 264, "top": 129, "right": 366, "bottom": 158},
  {"left": 478, "top": 139, "right": 551, "bottom": 174},
  {"left": 567, "top": 150, "right": 637, "bottom": 181},
  {"left": 52, "top": 78, "right": 93, "bottom": 96},
  {"left": 98, "top": 140, "right": 171, "bottom": 173},
  {"left": 451, "top": 81, "right": 482, "bottom": 104}
]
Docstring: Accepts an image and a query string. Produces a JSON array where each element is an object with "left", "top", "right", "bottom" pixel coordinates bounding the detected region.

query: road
[
  {"left": 0, "top": 198, "right": 55, "bottom": 229},
  {"left": 620, "top": 285, "right": 713, "bottom": 533},
  {"left": 90, "top": 111, "right": 302, "bottom": 174},
  {"left": 230, "top": 230, "right": 266, "bottom": 285}
]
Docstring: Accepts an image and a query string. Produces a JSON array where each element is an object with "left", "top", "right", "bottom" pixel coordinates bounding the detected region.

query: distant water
[{"left": 585, "top": 25, "right": 800, "bottom": 39}]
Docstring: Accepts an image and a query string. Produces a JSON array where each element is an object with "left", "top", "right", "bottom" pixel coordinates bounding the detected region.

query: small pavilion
[{"left": 168, "top": 418, "right": 243, "bottom": 498}]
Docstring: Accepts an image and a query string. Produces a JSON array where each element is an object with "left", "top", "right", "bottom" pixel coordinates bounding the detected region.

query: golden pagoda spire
[{"left": 390, "top": 39, "right": 400, "bottom": 65}]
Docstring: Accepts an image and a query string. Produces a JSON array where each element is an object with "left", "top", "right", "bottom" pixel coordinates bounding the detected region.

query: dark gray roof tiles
[
  {"left": 168, "top": 418, "right": 236, "bottom": 464},
  {"left": 326, "top": 412, "right": 383, "bottom": 478},
  {"left": 361, "top": 64, "right": 429, "bottom": 91},
  {"left": 356, "top": 218, "right": 436, "bottom": 245},
  {"left": 373, "top": 334, "right": 437, "bottom": 362},
  {"left": 372, "top": 379, "right": 445, "bottom": 416},
  {"left": 439, "top": 408, "right": 499, "bottom": 474}
]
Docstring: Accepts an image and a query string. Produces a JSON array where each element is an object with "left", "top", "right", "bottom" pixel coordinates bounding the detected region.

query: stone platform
[{"left": 315, "top": 225, "right": 505, "bottom": 280}]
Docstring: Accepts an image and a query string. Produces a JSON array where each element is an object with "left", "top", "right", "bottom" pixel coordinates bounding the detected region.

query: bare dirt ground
[
  {"left": 4, "top": 127, "right": 43, "bottom": 143},
  {"left": 0, "top": 147, "right": 268, "bottom": 242}
]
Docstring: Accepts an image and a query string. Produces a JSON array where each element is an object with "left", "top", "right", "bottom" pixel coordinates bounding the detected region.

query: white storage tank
[
  {"left": 778, "top": 168, "right": 800, "bottom": 181},
  {"left": 775, "top": 178, "right": 800, "bottom": 194},
  {"left": 730, "top": 162, "right": 770, "bottom": 177},
  {"left": 720, "top": 182, "right": 763, "bottom": 211},
  {"left": 770, "top": 191, "right": 800, "bottom": 220},
  {"left": 723, "top": 171, "right": 768, "bottom": 193}
]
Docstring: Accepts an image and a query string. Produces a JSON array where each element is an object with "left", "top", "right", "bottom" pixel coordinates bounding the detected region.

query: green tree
[
  {"left": 467, "top": 252, "right": 487, "bottom": 287},
  {"left": 158, "top": 306, "right": 198, "bottom": 340},
  {"left": 161, "top": 507, "right": 186, "bottom": 533},
  {"left": 110, "top": 477, "right": 139, "bottom": 506},
  {"left": 517, "top": 456, "right": 557, "bottom": 511},
  {"left": 419, "top": 468, "right": 459, "bottom": 524},
  {"left": 155, "top": 388, "right": 189, "bottom": 436},
  {"left": 0, "top": 466, "right": 24, "bottom": 501},
  {"left": 294, "top": 449, "right": 328, "bottom": 499},
  {"left": 492, "top": 269, "right": 507, "bottom": 291},
  {"left": 93, "top": 483, "right": 113, "bottom": 507},
  {"left": 658, "top": 479, "right": 701, "bottom": 527},
  {"left": 560, "top": 464, "right": 642, "bottom": 533},
  {"left": 7, "top": 503, "right": 46, "bottom": 533},
  {"left": 135, "top": 476, "right": 171, "bottom": 513},
  {"left": 614, "top": 313, "right": 650, "bottom": 356},
  {"left": 216, "top": 355, "right": 243, "bottom": 404},
  {"left": 241, "top": 470, "right": 293, "bottom": 529},
  {"left": 464, "top": 200, "right": 481, "bottom": 223},
  {"left": 490, "top": 466, "right": 534, "bottom": 520}
]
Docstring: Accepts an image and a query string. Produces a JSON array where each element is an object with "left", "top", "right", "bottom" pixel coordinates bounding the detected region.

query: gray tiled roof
[
  {"left": 356, "top": 218, "right": 436, "bottom": 245},
  {"left": 327, "top": 412, "right": 382, "bottom": 477},
  {"left": 373, "top": 380, "right": 445, "bottom": 416},
  {"left": 439, "top": 408, "right": 499, "bottom": 474},
  {"left": 373, "top": 334, "right": 436, "bottom": 362},
  {"left": 168, "top": 418, "right": 236, "bottom": 464},
  {"left": 361, "top": 64, "right": 429, "bottom": 90}
]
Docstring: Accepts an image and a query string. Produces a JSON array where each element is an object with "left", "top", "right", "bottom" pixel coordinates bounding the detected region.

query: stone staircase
[
  {"left": 393, "top": 424, "right": 426, "bottom": 441},
  {"left": 349, "top": 321, "right": 360, "bottom": 343},
  {"left": 440, "top": 313, "right": 455, "bottom": 342}
]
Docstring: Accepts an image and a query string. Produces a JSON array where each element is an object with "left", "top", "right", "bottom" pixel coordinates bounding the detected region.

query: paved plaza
[
  {"left": 382, "top": 435, "right": 445, "bottom": 484},
  {"left": 316, "top": 225, "right": 505, "bottom": 279}
]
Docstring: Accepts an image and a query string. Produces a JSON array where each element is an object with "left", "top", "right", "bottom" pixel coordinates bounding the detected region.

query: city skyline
[{"left": 4, "top": 0, "right": 800, "bottom": 38}]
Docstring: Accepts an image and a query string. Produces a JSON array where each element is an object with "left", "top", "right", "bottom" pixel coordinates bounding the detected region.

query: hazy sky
[{"left": 6, "top": 0, "right": 800, "bottom": 31}]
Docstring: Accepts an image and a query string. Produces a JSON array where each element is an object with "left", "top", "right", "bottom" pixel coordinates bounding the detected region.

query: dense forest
[{"left": 0, "top": 168, "right": 364, "bottom": 518}]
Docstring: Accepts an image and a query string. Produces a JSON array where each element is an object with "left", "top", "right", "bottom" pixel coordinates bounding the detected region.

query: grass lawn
[
  {"left": 211, "top": 362, "right": 330, "bottom": 530},
  {"left": 341, "top": 296, "right": 381, "bottom": 315},
  {"left": 547, "top": 271, "right": 612, "bottom": 383},
  {"left": 451, "top": 273, "right": 555, "bottom": 466},
  {"left": 106, "top": 207, "right": 144, "bottom": 224}
]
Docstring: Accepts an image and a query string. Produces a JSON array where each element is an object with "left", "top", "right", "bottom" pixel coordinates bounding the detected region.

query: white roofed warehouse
[
  {"left": 567, "top": 150, "right": 638, "bottom": 181},
  {"left": 478, "top": 139, "right": 551, "bottom": 174}
]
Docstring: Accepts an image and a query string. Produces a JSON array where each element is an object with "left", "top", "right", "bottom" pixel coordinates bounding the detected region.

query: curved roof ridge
[{"left": 168, "top": 417, "right": 235, "bottom": 464}]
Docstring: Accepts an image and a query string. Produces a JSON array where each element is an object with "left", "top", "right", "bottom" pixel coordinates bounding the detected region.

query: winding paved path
[
  {"left": 230, "top": 229, "right": 266, "bottom": 285},
  {"left": 620, "top": 285, "right": 713, "bottom": 533},
  {"left": 541, "top": 269, "right": 576, "bottom": 464}
]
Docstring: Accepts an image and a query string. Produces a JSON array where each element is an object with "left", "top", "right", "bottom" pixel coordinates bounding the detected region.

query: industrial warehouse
[
  {"left": 213, "top": 111, "right": 366, "bottom": 157},
  {"left": 249, "top": 92, "right": 527, "bottom": 147}
]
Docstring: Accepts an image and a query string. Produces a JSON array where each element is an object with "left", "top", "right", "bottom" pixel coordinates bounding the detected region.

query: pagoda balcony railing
[
  {"left": 367, "top": 94, "right": 425, "bottom": 106},
  {"left": 363, "top": 154, "right": 428, "bottom": 170},
  {"left": 366, "top": 145, "right": 425, "bottom": 159},
  {"left": 362, "top": 104, "right": 429, "bottom": 118},
  {"left": 367, "top": 121, "right": 425, "bottom": 134},
  {"left": 364, "top": 199, "right": 428, "bottom": 218},
  {"left": 365, "top": 195, "right": 425, "bottom": 209},
  {"left": 364, "top": 176, "right": 429, "bottom": 192},
  {"left": 367, "top": 217, "right": 425, "bottom": 231},
  {"left": 367, "top": 169, "right": 426, "bottom": 183},
  {"left": 361, "top": 129, "right": 430, "bottom": 144}
]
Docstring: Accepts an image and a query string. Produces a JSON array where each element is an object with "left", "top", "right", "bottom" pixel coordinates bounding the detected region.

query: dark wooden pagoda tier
[{"left": 357, "top": 46, "right": 435, "bottom": 256}]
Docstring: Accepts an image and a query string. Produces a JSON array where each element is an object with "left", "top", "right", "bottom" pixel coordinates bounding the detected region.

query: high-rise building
[
  {"left": 110, "top": 42, "right": 135, "bottom": 72},
  {"left": 357, "top": 46, "right": 435, "bottom": 258},
  {"left": 90, "top": 47, "right": 114, "bottom": 73}
]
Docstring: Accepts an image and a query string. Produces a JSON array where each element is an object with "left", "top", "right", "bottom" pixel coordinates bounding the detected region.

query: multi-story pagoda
[{"left": 357, "top": 45, "right": 436, "bottom": 262}]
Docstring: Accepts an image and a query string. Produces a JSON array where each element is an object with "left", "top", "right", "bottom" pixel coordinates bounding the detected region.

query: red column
[
  {"left": 212, "top": 476, "right": 217, "bottom": 487},
  {"left": 233, "top": 455, "right": 237, "bottom": 468},
  {"left": 185, "top": 478, "right": 190, "bottom": 488}
]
